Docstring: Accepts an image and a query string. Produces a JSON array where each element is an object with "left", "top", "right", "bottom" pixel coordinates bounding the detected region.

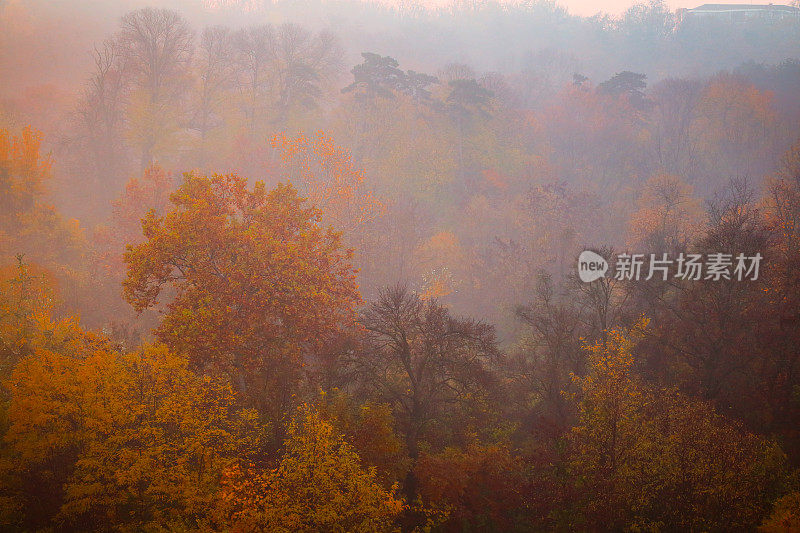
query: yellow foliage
[
  {"left": 1, "top": 342, "right": 262, "bottom": 530},
  {"left": 218, "top": 405, "right": 403, "bottom": 532},
  {"left": 568, "top": 318, "right": 786, "bottom": 530}
]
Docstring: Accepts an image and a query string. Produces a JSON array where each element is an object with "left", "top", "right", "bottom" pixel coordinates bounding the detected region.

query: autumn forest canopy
[{"left": 1, "top": 0, "right": 800, "bottom": 530}]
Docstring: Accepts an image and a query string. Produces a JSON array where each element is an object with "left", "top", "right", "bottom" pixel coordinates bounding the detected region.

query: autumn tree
[
  {"left": 761, "top": 491, "right": 800, "bottom": 531},
  {"left": 539, "top": 82, "right": 649, "bottom": 195},
  {"left": 89, "top": 164, "right": 174, "bottom": 332},
  {"left": 415, "top": 443, "right": 526, "bottom": 531},
  {"left": 316, "top": 390, "right": 409, "bottom": 486},
  {"left": 1, "top": 343, "right": 261, "bottom": 531},
  {"left": 755, "top": 140, "right": 800, "bottom": 458},
  {"left": 691, "top": 74, "right": 782, "bottom": 192},
  {"left": 638, "top": 180, "right": 772, "bottom": 418},
  {"left": 0, "top": 258, "right": 102, "bottom": 379},
  {"left": 270, "top": 130, "right": 383, "bottom": 235},
  {"left": 567, "top": 319, "right": 786, "bottom": 530},
  {"left": 0, "top": 259, "right": 107, "bottom": 529},
  {"left": 0, "top": 127, "right": 85, "bottom": 282},
  {"left": 217, "top": 406, "right": 403, "bottom": 532},
  {"left": 123, "top": 173, "right": 360, "bottom": 422},
  {"left": 627, "top": 172, "right": 705, "bottom": 252}
]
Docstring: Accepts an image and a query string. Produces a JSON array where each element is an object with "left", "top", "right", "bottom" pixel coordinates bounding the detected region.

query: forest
[{"left": 1, "top": 0, "right": 800, "bottom": 530}]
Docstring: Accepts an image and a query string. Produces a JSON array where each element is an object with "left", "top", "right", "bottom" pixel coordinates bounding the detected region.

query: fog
[{"left": 1, "top": 0, "right": 800, "bottom": 530}]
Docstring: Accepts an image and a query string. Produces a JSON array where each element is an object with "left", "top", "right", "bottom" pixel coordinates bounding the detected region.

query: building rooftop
[{"left": 688, "top": 3, "right": 800, "bottom": 12}]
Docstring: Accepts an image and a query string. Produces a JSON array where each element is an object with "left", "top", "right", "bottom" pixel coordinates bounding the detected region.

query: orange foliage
[
  {"left": 93, "top": 165, "right": 174, "bottom": 278},
  {"left": 0, "top": 127, "right": 84, "bottom": 277},
  {"left": 271, "top": 131, "right": 384, "bottom": 233},
  {"left": 415, "top": 444, "right": 525, "bottom": 531},
  {"left": 123, "top": 173, "right": 361, "bottom": 414}
]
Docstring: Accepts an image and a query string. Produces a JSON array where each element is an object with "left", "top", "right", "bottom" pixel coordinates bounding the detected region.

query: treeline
[
  {"left": 1, "top": 125, "right": 800, "bottom": 530},
  {"left": 30, "top": 5, "right": 799, "bottom": 337},
  {"left": 4, "top": 0, "right": 800, "bottom": 96}
]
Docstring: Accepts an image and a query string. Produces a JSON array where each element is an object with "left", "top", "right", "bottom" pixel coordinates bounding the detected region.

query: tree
[
  {"left": 0, "top": 127, "right": 49, "bottom": 235},
  {"left": 627, "top": 172, "right": 705, "bottom": 252},
  {"left": 402, "top": 70, "right": 439, "bottom": 106},
  {"left": 316, "top": 390, "right": 410, "bottom": 485},
  {"left": 90, "top": 165, "right": 174, "bottom": 331},
  {"left": 1, "top": 343, "right": 261, "bottom": 531},
  {"left": 620, "top": 0, "right": 676, "bottom": 48},
  {"left": 510, "top": 273, "right": 587, "bottom": 440},
  {"left": 357, "top": 285, "right": 500, "bottom": 498},
  {"left": 640, "top": 180, "right": 770, "bottom": 409},
  {"left": 118, "top": 8, "right": 194, "bottom": 169},
  {"left": 93, "top": 165, "right": 173, "bottom": 273},
  {"left": 0, "top": 127, "right": 85, "bottom": 275},
  {"left": 758, "top": 140, "right": 800, "bottom": 458},
  {"left": 415, "top": 444, "right": 526, "bottom": 531},
  {"left": 270, "top": 131, "right": 383, "bottom": 235},
  {"left": 73, "top": 38, "right": 131, "bottom": 197},
  {"left": 0, "top": 258, "right": 100, "bottom": 378},
  {"left": 342, "top": 53, "right": 407, "bottom": 101},
  {"left": 231, "top": 23, "right": 341, "bottom": 133},
  {"left": 761, "top": 491, "right": 800, "bottom": 531},
  {"left": 269, "top": 24, "right": 342, "bottom": 127},
  {"left": 217, "top": 406, "right": 403, "bottom": 532},
  {"left": 233, "top": 24, "right": 275, "bottom": 134},
  {"left": 567, "top": 319, "right": 786, "bottom": 530},
  {"left": 649, "top": 78, "right": 702, "bottom": 176},
  {"left": 445, "top": 78, "right": 494, "bottom": 188},
  {"left": 123, "top": 173, "right": 360, "bottom": 420},
  {"left": 691, "top": 74, "right": 781, "bottom": 192},
  {"left": 193, "top": 25, "right": 237, "bottom": 167},
  {"left": 597, "top": 71, "right": 650, "bottom": 111}
]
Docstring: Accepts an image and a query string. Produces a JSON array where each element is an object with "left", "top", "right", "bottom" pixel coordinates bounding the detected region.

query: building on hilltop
[{"left": 676, "top": 3, "right": 800, "bottom": 24}]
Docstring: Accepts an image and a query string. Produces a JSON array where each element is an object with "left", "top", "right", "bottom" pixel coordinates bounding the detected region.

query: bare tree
[
  {"left": 194, "top": 25, "right": 237, "bottom": 166},
  {"left": 118, "top": 8, "right": 194, "bottom": 170},
  {"left": 357, "top": 285, "right": 499, "bottom": 498},
  {"left": 233, "top": 23, "right": 343, "bottom": 132},
  {"left": 649, "top": 78, "right": 702, "bottom": 176},
  {"left": 75, "top": 38, "right": 131, "bottom": 193},
  {"left": 234, "top": 24, "right": 275, "bottom": 133}
]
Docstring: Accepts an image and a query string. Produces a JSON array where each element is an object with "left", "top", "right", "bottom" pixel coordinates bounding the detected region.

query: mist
[{"left": 1, "top": 0, "right": 800, "bottom": 530}]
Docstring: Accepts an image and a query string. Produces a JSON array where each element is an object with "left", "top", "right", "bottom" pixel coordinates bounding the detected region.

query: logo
[
  {"left": 578, "top": 250, "right": 608, "bottom": 283},
  {"left": 577, "top": 250, "right": 762, "bottom": 283}
]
